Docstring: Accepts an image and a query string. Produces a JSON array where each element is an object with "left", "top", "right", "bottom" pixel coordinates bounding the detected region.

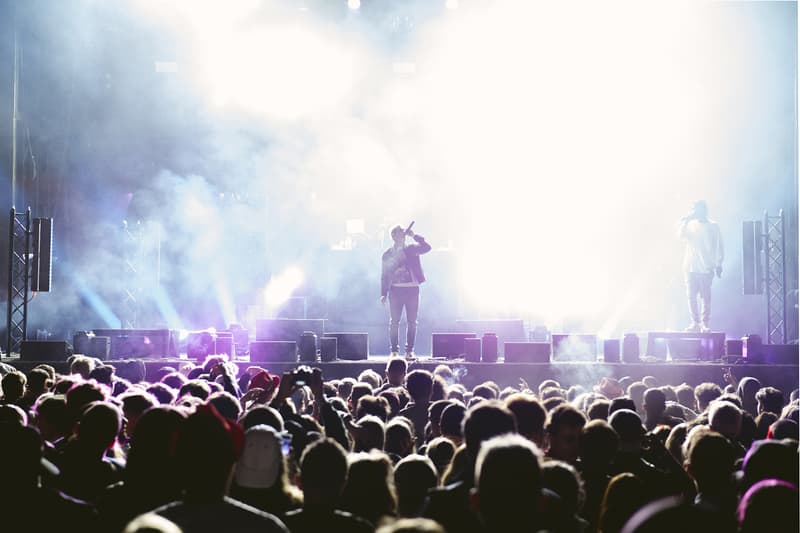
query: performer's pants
[
  {"left": 389, "top": 285, "right": 420, "bottom": 353},
  {"left": 686, "top": 272, "right": 714, "bottom": 326}
]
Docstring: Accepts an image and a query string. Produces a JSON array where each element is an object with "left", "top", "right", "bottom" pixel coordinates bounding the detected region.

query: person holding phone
[
  {"left": 380, "top": 222, "right": 432, "bottom": 358},
  {"left": 679, "top": 200, "right": 724, "bottom": 333}
]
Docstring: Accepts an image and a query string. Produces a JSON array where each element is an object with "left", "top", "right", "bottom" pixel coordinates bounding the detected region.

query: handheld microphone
[{"left": 405, "top": 221, "right": 415, "bottom": 234}]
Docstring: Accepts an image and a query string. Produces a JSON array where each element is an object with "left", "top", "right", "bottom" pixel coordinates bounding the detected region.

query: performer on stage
[
  {"left": 679, "top": 200, "right": 724, "bottom": 332},
  {"left": 380, "top": 223, "right": 432, "bottom": 358}
]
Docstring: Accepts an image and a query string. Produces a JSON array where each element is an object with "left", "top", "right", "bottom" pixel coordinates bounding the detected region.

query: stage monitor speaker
[
  {"left": 464, "top": 337, "right": 482, "bottom": 362},
  {"left": 31, "top": 217, "right": 53, "bottom": 292},
  {"left": 761, "top": 344, "right": 799, "bottom": 364},
  {"left": 250, "top": 341, "right": 297, "bottom": 363},
  {"left": 603, "top": 339, "right": 621, "bottom": 363},
  {"left": 725, "top": 339, "right": 743, "bottom": 356},
  {"left": 742, "top": 220, "right": 763, "bottom": 295},
  {"left": 325, "top": 333, "right": 368, "bottom": 360},
  {"left": 20, "top": 340, "right": 72, "bottom": 362},
  {"left": 504, "top": 342, "right": 550, "bottom": 363},
  {"left": 552, "top": 334, "right": 597, "bottom": 361},
  {"left": 90, "top": 336, "right": 110, "bottom": 360},
  {"left": 320, "top": 337, "right": 338, "bottom": 362},
  {"left": 215, "top": 332, "right": 235, "bottom": 358},
  {"left": 92, "top": 329, "right": 176, "bottom": 358},
  {"left": 432, "top": 333, "right": 477, "bottom": 359}
]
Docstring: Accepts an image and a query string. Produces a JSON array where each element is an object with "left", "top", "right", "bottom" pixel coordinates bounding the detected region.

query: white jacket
[{"left": 680, "top": 219, "right": 724, "bottom": 274}]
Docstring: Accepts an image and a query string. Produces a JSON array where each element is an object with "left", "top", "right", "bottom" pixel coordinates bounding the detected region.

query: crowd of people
[{"left": 0, "top": 354, "right": 797, "bottom": 533}]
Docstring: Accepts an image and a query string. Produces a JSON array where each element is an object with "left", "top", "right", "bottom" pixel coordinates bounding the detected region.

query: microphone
[{"left": 405, "top": 221, "right": 415, "bottom": 235}]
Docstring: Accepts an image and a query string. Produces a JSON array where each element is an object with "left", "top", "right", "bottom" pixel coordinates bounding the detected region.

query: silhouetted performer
[
  {"left": 679, "top": 200, "right": 723, "bottom": 332},
  {"left": 381, "top": 224, "right": 431, "bottom": 358}
]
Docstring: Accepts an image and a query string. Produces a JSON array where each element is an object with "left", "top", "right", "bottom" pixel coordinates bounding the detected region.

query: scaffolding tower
[{"left": 6, "top": 207, "right": 30, "bottom": 355}]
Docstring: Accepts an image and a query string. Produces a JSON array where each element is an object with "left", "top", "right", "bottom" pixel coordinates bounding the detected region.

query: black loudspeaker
[
  {"left": 504, "top": 342, "right": 551, "bottom": 363},
  {"left": 92, "top": 329, "right": 176, "bottom": 358},
  {"left": 90, "top": 336, "right": 110, "bottom": 360},
  {"left": 725, "top": 339, "right": 743, "bottom": 356},
  {"left": 215, "top": 332, "right": 235, "bottom": 358},
  {"left": 603, "top": 339, "right": 621, "bottom": 363},
  {"left": 432, "top": 333, "right": 477, "bottom": 358},
  {"left": 742, "top": 220, "right": 763, "bottom": 295},
  {"left": 325, "top": 333, "right": 368, "bottom": 360},
  {"left": 320, "top": 337, "right": 338, "bottom": 362},
  {"left": 250, "top": 341, "right": 297, "bottom": 362},
  {"left": 31, "top": 217, "right": 53, "bottom": 292},
  {"left": 20, "top": 340, "right": 71, "bottom": 362},
  {"left": 761, "top": 344, "right": 800, "bottom": 364},
  {"left": 464, "top": 337, "right": 482, "bottom": 362}
]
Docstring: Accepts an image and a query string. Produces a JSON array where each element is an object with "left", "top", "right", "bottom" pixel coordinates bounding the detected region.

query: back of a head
[
  {"left": 738, "top": 479, "right": 799, "bottom": 533},
  {"left": 239, "top": 405, "right": 284, "bottom": 432},
  {"left": 600, "top": 473, "right": 646, "bottom": 533},
  {"left": 463, "top": 400, "right": 517, "bottom": 458},
  {"left": 359, "top": 369, "right": 383, "bottom": 390},
  {"left": 708, "top": 400, "right": 743, "bottom": 439},
  {"left": 123, "top": 513, "right": 182, "bottom": 533},
  {"left": 376, "top": 518, "right": 445, "bottom": 533},
  {"left": 580, "top": 419, "right": 620, "bottom": 468},
  {"left": 26, "top": 368, "right": 52, "bottom": 395},
  {"left": 475, "top": 434, "right": 543, "bottom": 530},
  {"left": 77, "top": 401, "right": 122, "bottom": 452},
  {"left": 756, "top": 387, "right": 785, "bottom": 415},
  {"left": 426, "top": 436, "right": 455, "bottom": 477},
  {"left": 386, "top": 419, "right": 415, "bottom": 458},
  {"left": 643, "top": 388, "right": 666, "bottom": 414},
  {"left": 176, "top": 404, "right": 241, "bottom": 497},
  {"left": 626, "top": 382, "right": 647, "bottom": 411},
  {"left": 541, "top": 460, "right": 584, "bottom": 515},
  {"left": 440, "top": 402, "right": 466, "bottom": 438},
  {"left": 341, "top": 450, "right": 397, "bottom": 523},
  {"left": 356, "top": 395, "right": 391, "bottom": 422},
  {"left": 608, "top": 409, "right": 644, "bottom": 446},
  {"left": 621, "top": 496, "right": 717, "bottom": 533},
  {"left": 505, "top": 393, "right": 546, "bottom": 441},
  {"left": 609, "top": 396, "right": 637, "bottom": 417},
  {"left": 394, "top": 454, "right": 438, "bottom": 517},
  {"left": 685, "top": 430, "right": 735, "bottom": 491},
  {"left": 675, "top": 384, "right": 696, "bottom": 410},
  {"left": 694, "top": 382, "right": 722, "bottom": 411},
  {"left": 354, "top": 415, "right": 386, "bottom": 452},
  {"left": 405, "top": 370, "right": 434, "bottom": 403},
  {"left": 300, "top": 438, "right": 348, "bottom": 504},
  {"left": 741, "top": 439, "right": 799, "bottom": 491},
  {"left": 769, "top": 418, "right": 799, "bottom": 440},
  {"left": 207, "top": 391, "right": 242, "bottom": 422},
  {"left": 127, "top": 406, "right": 185, "bottom": 479},
  {"left": 0, "top": 423, "right": 44, "bottom": 488}
]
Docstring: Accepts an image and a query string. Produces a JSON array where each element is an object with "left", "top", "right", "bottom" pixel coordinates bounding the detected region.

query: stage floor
[{"left": 4, "top": 355, "right": 798, "bottom": 393}]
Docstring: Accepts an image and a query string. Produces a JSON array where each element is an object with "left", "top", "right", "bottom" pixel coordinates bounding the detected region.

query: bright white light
[
  {"left": 346, "top": 219, "right": 366, "bottom": 234},
  {"left": 445, "top": 0, "right": 459, "bottom": 10},
  {"left": 264, "top": 267, "right": 305, "bottom": 308},
  {"left": 348, "top": 0, "right": 361, "bottom": 11}
]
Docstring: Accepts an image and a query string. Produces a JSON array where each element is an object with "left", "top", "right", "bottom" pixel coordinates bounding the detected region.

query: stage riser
[{"left": 6, "top": 360, "right": 798, "bottom": 394}]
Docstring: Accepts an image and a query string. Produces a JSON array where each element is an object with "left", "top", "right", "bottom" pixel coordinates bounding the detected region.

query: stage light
[
  {"left": 347, "top": 0, "right": 360, "bottom": 11},
  {"left": 445, "top": 0, "right": 459, "bottom": 10},
  {"left": 151, "top": 285, "right": 184, "bottom": 330}
]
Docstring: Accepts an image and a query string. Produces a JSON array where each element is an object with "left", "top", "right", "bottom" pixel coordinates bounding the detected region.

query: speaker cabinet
[
  {"left": 20, "top": 340, "right": 71, "bottom": 362},
  {"left": 324, "top": 333, "right": 368, "bottom": 360},
  {"left": 31, "top": 217, "right": 53, "bottom": 292},
  {"left": 432, "top": 333, "right": 477, "bottom": 358},
  {"left": 504, "top": 342, "right": 551, "bottom": 363},
  {"left": 603, "top": 339, "right": 621, "bottom": 363},
  {"left": 250, "top": 341, "right": 297, "bottom": 363}
]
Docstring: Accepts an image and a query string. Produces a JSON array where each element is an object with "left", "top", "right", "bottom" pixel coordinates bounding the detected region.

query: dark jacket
[{"left": 381, "top": 235, "right": 432, "bottom": 297}]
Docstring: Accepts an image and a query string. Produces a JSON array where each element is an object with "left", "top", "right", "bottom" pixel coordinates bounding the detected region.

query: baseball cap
[{"left": 234, "top": 424, "right": 283, "bottom": 489}]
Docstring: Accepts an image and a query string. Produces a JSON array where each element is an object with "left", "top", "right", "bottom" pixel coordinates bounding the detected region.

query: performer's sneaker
[
  {"left": 684, "top": 323, "right": 700, "bottom": 333},
  {"left": 405, "top": 351, "right": 416, "bottom": 361},
  {"left": 699, "top": 324, "right": 711, "bottom": 333}
]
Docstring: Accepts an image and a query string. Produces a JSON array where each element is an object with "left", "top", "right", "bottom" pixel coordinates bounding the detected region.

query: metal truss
[
  {"left": 6, "top": 207, "right": 30, "bottom": 355},
  {"left": 122, "top": 220, "right": 143, "bottom": 330},
  {"left": 764, "top": 210, "right": 786, "bottom": 344}
]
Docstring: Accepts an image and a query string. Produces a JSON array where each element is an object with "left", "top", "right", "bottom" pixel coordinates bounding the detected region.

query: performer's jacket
[{"left": 381, "top": 234, "right": 432, "bottom": 298}]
